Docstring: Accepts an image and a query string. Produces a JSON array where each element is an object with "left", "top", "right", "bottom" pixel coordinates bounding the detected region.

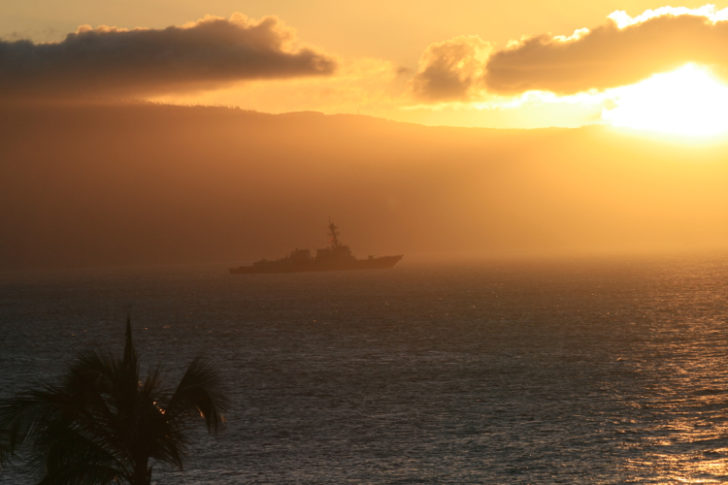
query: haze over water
[
  {"left": 2, "top": 256, "right": 728, "bottom": 483},
  {"left": 6, "top": 2, "right": 728, "bottom": 483}
]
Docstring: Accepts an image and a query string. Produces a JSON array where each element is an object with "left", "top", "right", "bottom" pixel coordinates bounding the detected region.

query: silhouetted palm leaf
[
  {"left": 168, "top": 357, "right": 228, "bottom": 433},
  {"left": 0, "top": 319, "right": 227, "bottom": 485}
]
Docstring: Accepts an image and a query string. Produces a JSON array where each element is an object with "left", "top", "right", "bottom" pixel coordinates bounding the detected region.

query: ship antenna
[{"left": 328, "top": 220, "right": 341, "bottom": 248}]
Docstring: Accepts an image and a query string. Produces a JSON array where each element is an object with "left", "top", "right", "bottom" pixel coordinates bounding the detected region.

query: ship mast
[{"left": 328, "top": 221, "right": 341, "bottom": 248}]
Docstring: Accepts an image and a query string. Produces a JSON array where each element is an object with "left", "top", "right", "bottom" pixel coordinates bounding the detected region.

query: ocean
[{"left": 2, "top": 257, "right": 728, "bottom": 484}]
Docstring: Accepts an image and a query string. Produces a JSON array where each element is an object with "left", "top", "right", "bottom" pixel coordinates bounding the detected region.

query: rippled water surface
[{"left": 2, "top": 257, "right": 728, "bottom": 483}]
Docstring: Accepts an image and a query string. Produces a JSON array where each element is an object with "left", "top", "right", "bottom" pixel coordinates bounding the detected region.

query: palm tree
[{"left": 0, "top": 319, "right": 228, "bottom": 485}]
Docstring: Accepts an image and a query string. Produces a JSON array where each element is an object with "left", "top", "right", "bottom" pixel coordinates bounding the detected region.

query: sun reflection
[{"left": 602, "top": 64, "right": 728, "bottom": 137}]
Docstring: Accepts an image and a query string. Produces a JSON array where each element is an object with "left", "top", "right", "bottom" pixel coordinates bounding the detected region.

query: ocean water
[{"left": 2, "top": 257, "right": 728, "bottom": 484}]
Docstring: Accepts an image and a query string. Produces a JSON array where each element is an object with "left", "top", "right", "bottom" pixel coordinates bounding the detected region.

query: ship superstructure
[{"left": 229, "top": 222, "right": 403, "bottom": 274}]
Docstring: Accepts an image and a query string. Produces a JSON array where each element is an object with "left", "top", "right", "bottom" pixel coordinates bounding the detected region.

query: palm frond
[
  {"left": 0, "top": 387, "right": 55, "bottom": 464},
  {"left": 167, "top": 357, "right": 228, "bottom": 433},
  {"left": 0, "top": 321, "right": 228, "bottom": 484},
  {"left": 39, "top": 414, "right": 126, "bottom": 485}
]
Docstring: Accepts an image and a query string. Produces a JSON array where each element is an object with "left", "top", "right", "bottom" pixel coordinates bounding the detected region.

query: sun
[{"left": 602, "top": 63, "right": 728, "bottom": 137}]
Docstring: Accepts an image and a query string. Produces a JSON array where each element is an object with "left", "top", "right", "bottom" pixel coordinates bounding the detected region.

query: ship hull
[{"left": 229, "top": 255, "right": 403, "bottom": 274}]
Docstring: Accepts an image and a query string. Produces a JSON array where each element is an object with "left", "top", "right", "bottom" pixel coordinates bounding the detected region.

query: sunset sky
[
  {"left": 4, "top": 1, "right": 728, "bottom": 134},
  {"left": 4, "top": 2, "right": 728, "bottom": 270}
]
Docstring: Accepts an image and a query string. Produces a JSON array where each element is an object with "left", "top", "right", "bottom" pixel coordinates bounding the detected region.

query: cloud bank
[
  {"left": 0, "top": 13, "right": 336, "bottom": 102},
  {"left": 486, "top": 9, "right": 728, "bottom": 94},
  {"left": 412, "top": 36, "right": 490, "bottom": 101},
  {"left": 413, "top": 6, "right": 728, "bottom": 99}
]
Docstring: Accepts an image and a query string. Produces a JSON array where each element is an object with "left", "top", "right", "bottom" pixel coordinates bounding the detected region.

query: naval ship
[{"left": 229, "top": 222, "right": 403, "bottom": 274}]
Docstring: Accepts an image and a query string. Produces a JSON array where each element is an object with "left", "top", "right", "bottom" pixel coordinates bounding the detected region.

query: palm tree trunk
[{"left": 131, "top": 458, "right": 151, "bottom": 485}]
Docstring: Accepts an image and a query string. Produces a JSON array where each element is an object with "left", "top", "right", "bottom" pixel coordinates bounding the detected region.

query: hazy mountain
[{"left": 2, "top": 103, "right": 728, "bottom": 270}]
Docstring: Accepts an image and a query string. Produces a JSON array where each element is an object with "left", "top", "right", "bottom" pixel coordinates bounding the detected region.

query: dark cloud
[
  {"left": 0, "top": 13, "right": 336, "bottom": 102},
  {"left": 485, "top": 12, "right": 728, "bottom": 94},
  {"left": 412, "top": 36, "right": 490, "bottom": 101}
]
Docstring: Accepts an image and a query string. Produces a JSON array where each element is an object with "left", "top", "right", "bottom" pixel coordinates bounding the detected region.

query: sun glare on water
[{"left": 602, "top": 64, "right": 728, "bottom": 137}]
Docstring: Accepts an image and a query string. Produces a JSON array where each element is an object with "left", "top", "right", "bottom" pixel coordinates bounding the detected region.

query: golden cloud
[
  {"left": 412, "top": 35, "right": 491, "bottom": 101},
  {"left": 486, "top": 8, "right": 728, "bottom": 94},
  {"left": 414, "top": 6, "right": 728, "bottom": 100}
]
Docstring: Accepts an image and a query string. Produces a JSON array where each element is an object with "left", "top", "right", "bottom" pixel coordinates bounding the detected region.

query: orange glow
[
  {"left": 7, "top": 3, "right": 728, "bottom": 269},
  {"left": 602, "top": 64, "right": 728, "bottom": 137}
]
